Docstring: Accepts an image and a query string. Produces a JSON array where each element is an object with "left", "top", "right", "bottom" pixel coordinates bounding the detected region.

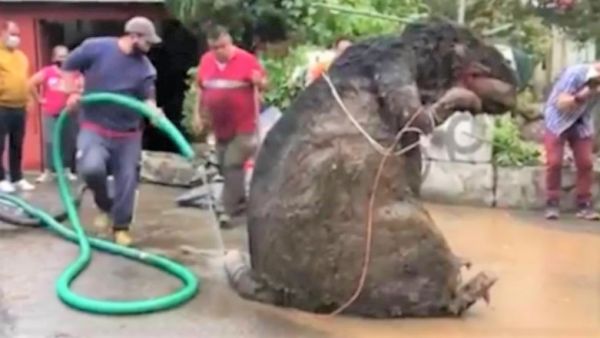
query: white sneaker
[
  {"left": 15, "top": 179, "right": 35, "bottom": 191},
  {"left": 36, "top": 171, "right": 53, "bottom": 183},
  {"left": 65, "top": 170, "right": 77, "bottom": 181},
  {"left": 0, "top": 180, "right": 15, "bottom": 193}
]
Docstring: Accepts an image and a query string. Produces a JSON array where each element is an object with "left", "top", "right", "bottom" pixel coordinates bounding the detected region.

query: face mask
[{"left": 4, "top": 35, "right": 20, "bottom": 49}]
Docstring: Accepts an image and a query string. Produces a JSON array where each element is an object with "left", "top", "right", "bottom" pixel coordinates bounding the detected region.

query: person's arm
[
  {"left": 28, "top": 68, "right": 46, "bottom": 104},
  {"left": 139, "top": 64, "right": 164, "bottom": 126},
  {"left": 247, "top": 54, "right": 267, "bottom": 91},
  {"left": 143, "top": 86, "right": 159, "bottom": 110},
  {"left": 62, "top": 40, "right": 94, "bottom": 110},
  {"left": 63, "top": 42, "right": 93, "bottom": 89},
  {"left": 144, "top": 82, "right": 164, "bottom": 125},
  {"left": 554, "top": 67, "right": 591, "bottom": 113}
]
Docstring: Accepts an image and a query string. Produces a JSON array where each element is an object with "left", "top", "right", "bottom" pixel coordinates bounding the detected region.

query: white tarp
[
  {"left": 258, "top": 106, "right": 283, "bottom": 144},
  {"left": 245, "top": 106, "right": 283, "bottom": 192}
]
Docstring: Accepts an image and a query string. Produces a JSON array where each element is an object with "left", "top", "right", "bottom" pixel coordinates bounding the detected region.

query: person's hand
[
  {"left": 576, "top": 86, "right": 593, "bottom": 100},
  {"left": 250, "top": 70, "right": 263, "bottom": 86},
  {"left": 65, "top": 93, "right": 81, "bottom": 112},
  {"left": 149, "top": 106, "right": 165, "bottom": 127},
  {"left": 557, "top": 94, "right": 580, "bottom": 113}
]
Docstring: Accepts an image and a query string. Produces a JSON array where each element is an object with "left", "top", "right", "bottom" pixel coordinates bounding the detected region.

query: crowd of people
[
  {"left": 0, "top": 19, "right": 273, "bottom": 243},
  {"left": 0, "top": 16, "right": 598, "bottom": 247},
  {"left": 0, "top": 17, "right": 164, "bottom": 246}
]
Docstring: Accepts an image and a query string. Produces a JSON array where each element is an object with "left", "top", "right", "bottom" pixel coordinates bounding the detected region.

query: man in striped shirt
[{"left": 543, "top": 63, "right": 600, "bottom": 220}]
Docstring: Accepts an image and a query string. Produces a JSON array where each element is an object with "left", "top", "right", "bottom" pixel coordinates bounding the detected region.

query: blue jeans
[{"left": 77, "top": 128, "right": 141, "bottom": 229}]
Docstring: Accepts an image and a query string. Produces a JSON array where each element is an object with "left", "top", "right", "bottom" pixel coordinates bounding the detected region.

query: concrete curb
[{"left": 422, "top": 161, "right": 600, "bottom": 212}]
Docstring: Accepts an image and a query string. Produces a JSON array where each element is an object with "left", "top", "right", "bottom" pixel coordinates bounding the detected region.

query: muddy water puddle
[
  {"left": 275, "top": 205, "right": 600, "bottom": 338},
  {"left": 3, "top": 184, "right": 600, "bottom": 337},
  {"left": 112, "top": 188, "right": 600, "bottom": 337}
]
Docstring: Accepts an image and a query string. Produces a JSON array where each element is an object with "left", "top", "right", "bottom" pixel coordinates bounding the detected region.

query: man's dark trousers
[
  {"left": 77, "top": 128, "right": 141, "bottom": 230},
  {"left": 0, "top": 106, "right": 26, "bottom": 182}
]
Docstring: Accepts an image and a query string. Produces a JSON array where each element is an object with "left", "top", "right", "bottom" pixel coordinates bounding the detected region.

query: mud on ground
[{"left": 1, "top": 183, "right": 599, "bottom": 338}]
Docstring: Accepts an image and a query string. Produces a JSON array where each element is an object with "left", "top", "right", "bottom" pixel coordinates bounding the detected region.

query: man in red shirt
[{"left": 194, "top": 26, "right": 267, "bottom": 227}]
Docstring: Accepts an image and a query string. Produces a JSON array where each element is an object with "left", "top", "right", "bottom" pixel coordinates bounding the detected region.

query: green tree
[
  {"left": 425, "top": 0, "right": 600, "bottom": 45},
  {"left": 526, "top": 0, "right": 600, "bottom": 42},
  {"left": 423, "top": 0, "right": 551, "bottom": 59},
  {"left": 282, "top": 0, "right": 428, "bottom": 45},
  {"left": 164, "top": 0, "right": 428, "bottom": 46}
]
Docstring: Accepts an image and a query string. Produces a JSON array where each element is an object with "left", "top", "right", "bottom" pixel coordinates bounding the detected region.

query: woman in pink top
[{"left": 28, "top": 45, "right": 82, "bottom": 182}]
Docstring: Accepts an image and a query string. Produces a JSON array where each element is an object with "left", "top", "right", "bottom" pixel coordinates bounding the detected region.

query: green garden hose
[{"left": 0, "top": 92, "right": 200, "bottom": 315}]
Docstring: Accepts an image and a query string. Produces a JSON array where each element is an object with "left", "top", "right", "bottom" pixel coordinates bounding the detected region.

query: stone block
[
  {"left": 421, "top": 161, "right": 494, "bottom": 207},
  {"left": 494, "top": 166, "right": 545, "bottom": 210},
  {"left": 140, "top": 150, "right": 208, "bottom": 187},
  {"left": 495, "top": 165, "right": 600, "bottom": 211},
  {"left": 420, "top": 111, "right": 494, "bottom": 163}
]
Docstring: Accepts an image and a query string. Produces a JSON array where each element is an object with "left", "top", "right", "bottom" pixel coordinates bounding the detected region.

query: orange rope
[{"left": 328, "top": 107, "right": 429, "bottom": 316}]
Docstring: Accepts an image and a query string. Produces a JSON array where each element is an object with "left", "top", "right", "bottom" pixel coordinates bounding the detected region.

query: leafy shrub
[
  {"left": 492, "top": 114, "right": 541, "bottom": 166},
  {"left": 181, "top": 67, "right": 210, "bottom": 142},
  {"left": 261, "top": 44, "right": 317, "bottom": 109}
]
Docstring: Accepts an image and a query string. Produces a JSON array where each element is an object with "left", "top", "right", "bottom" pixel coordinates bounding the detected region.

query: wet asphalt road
[
  {"left": 1, "top": 183, "right": 600, "bottom": 338},
  {"left": 0, "top": 183, "right": 326, "bottom": 338}
]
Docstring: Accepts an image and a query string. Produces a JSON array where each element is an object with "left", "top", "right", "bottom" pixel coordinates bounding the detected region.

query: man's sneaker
[
  {"left": 67, "top": 171, "right": 78, "bottom": 181},
  {"left": 36, "top": 171, "right": 53, "bottom": 183},
  {"left": 114, "top": 230, "right": 133, "bottom": 247},
  {"left": 219, "top": 213, "right": 246, "bottom": 230},
  {"left": 0, "top": 180, "right": 15, "bottom": 193},
  {"left": 64, "top": 169, "right": 77, "bottom": 181},
  {"left": 15, "top": 179, "right": 35, "bottom": 191},
  {"left": 576, "top": 202, "right": 600, "bottom": 221},
  {"left": 93, "top": 212, "right": 111, "bottom": 230},
  {"left": 545, "top": 201, "right": 560, "bottom": 220}
]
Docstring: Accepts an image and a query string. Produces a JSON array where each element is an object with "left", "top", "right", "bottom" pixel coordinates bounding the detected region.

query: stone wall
[
  {"left": 420, "top": 113, "right": 600, "bottom": 211},
  {"left": 140, "top": 111, "right": 600, "bottom": 211},
  {"left": 421, "top": 112, "right": 495, "bottom": 207}
]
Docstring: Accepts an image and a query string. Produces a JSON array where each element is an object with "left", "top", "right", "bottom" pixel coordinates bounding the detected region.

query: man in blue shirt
[
  {"left": 543, "top": 63, "right": 600, "bottom": 220},
  {"left": 63, "top": 17, "right": 163, "bottom": 246}
]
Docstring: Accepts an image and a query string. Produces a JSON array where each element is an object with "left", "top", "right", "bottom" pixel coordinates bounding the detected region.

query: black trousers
[{"left": 0, "top": 106, "right": 26, "bottom": 182}]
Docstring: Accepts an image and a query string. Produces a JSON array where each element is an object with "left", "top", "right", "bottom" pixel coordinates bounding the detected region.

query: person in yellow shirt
[{"left": 0, "top": 21, "right": 35, "bottom": 193}]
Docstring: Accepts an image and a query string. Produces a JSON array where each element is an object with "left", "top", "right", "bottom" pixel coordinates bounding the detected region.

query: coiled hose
[
  {"left": 0, "top": 185, "right": 86, "bottom": 227},
  {"left": 0, "top": 92, "right": 200, "bottom": 314}
]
